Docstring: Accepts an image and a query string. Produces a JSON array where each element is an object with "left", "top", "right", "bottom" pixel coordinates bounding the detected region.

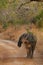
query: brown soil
[{"left": 0, "top": 25, "right": 43, "bottom": 65}]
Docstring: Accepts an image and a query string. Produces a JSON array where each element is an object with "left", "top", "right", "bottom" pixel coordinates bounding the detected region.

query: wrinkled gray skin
[{"left": 18, "top": 32, "right": 37, "bottom": 58}]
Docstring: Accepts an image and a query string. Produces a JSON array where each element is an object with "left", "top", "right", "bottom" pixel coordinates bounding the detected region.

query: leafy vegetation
[
  {"left": 0, "top": 0, "right": 8, "bottom": 8},
  {"left": 0, "top": 0, "right": 43, "bottom": 29},
  {"left": 1, "top": 10, "right": 43, "bottom": 29},
  {"left": 2, "top": 22, "right": 8, "bottom": 29},
  {"left": 34, "top": 10, "right": 43, "bottom": 28}
]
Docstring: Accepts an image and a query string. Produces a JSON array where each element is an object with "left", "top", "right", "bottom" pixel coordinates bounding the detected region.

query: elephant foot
[{"left": 27, "top": 54, "right": 33, "bottom": 59}]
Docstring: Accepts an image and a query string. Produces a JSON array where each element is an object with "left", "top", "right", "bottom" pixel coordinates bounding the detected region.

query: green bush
[
  {"left": 34, "top": 10, "right": 43, "bottom": 28},
  {"left": 0, "top": 0, "right": 8, "bottom": 8},
  {"left": 2, "top": 22, "right": 8, "bottom": 29}
]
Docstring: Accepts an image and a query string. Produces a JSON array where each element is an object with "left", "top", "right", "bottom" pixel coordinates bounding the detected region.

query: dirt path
[
  {"left": 0, "top": 38, "right": 43, "bottom": 65},
  {"left": 0, "top": 26, "right": 43, "bottom": 65}
]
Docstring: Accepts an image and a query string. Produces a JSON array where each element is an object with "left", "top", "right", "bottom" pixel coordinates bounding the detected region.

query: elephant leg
[
  {"left": 31, "top": 43, "right": 36, "bottom": 58},
  {"left": 27, "top": 47, "right": 32, "bottom": 58}
]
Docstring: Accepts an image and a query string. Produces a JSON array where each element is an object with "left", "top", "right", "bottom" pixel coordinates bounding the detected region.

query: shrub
[
  {"left": 32, "top": 10, "right": 43, "bottom": 28},
  {"left": 2, "top": 22, "right": 8, "bottom": 29}
]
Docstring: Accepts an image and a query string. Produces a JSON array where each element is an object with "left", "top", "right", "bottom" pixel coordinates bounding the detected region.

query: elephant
[{"left": 17, "top": 32, "right": 37, "bottom": 58}]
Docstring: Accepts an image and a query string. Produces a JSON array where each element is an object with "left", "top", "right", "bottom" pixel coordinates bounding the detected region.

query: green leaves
[
  {"left": 0, "top": 0, "right": 8, "bottom": 8},
  {"left": 35, "top": 10, "right": 43, "bottom": 28}
]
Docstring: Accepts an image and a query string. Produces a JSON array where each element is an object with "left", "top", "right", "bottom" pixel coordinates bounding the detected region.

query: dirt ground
[{"left": 0, "top": 25, "right": 43, "bottom": 65}]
